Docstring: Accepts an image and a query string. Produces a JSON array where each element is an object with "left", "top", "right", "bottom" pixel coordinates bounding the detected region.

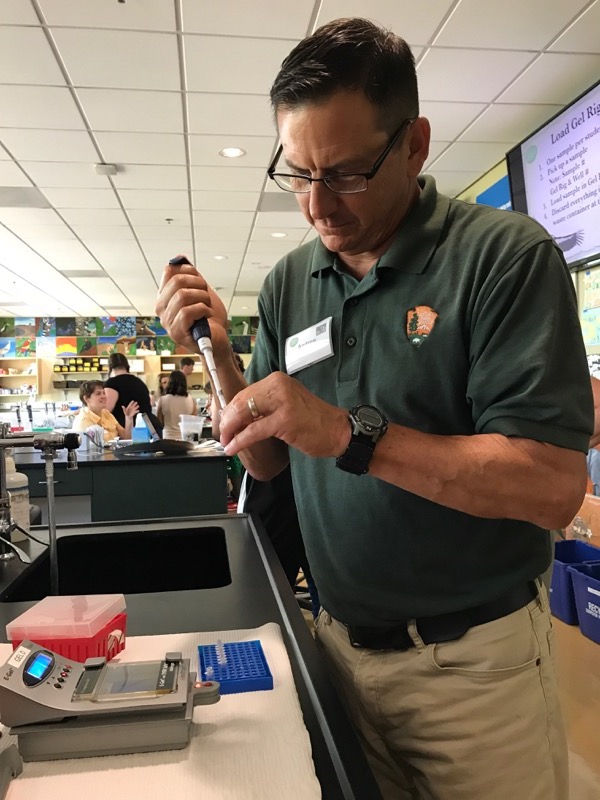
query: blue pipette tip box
[{"left": 198, "top": 640, "right": 273, "bottom": 695}]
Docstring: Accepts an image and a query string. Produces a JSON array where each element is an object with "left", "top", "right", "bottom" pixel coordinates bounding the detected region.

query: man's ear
[{"left": 407, "top": 117, "right": 431, "bottom": 178}]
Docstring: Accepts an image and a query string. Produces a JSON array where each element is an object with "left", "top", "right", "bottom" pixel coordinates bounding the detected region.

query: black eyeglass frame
[{"left": 267, "top": 118, "right": 415, "bottom": 194}]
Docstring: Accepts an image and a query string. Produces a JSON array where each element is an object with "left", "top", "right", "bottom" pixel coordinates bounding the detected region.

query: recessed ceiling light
[
  {"left": 218, "top": 147, "right": 246, "bottom": 159},
  {"left": 241, "top": 306, "right": 248, "bottom": 310},
  {"left": 213, "top": 255, "right": 228, "bottom": 260},
  {"left": 271, "top": 232, "right": 287, "bottom": 238}
]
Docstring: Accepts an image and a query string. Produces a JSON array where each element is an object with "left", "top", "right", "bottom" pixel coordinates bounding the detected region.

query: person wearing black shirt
[{"left": 104, "top": 353, "right": 163, "bottom": 436}]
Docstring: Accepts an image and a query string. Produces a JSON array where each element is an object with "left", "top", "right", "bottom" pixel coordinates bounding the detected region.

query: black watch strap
[
  {"left": 335, "top": 405, "right": 388, "bottom": 475},
  {"left": 335, "top": 435, "right": 377, "bottom": 475}
]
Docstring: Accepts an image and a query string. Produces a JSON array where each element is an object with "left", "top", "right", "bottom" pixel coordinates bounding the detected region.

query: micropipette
[{"left": 168, "top": 255, "right": 227, "bottom": 411}]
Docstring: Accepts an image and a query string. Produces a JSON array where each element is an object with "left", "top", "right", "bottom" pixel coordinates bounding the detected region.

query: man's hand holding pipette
[
  {"left": 157, "top": 255, "right": 230, "bottom": 358},
  {"left": 156, "top": 255, "right": 292, "bottom": 480}
]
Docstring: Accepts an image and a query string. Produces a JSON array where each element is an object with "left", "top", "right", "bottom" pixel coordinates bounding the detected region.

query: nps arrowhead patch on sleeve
[{"left": 406, "top": 305, "right": 439, "bottom": 347}]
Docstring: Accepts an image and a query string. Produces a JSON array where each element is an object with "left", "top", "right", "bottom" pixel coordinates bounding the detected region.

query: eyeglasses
[{"left": 267, "top": 118, "right": 414, "bottom": 194}]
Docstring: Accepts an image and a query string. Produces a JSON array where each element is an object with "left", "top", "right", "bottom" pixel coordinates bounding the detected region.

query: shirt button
[{"left": 346, "top": 337, "right": 357, "bottom": 347}]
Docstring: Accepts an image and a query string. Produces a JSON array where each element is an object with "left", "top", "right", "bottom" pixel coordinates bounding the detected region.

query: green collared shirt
[{"left": 247, "top": 176, "right": 592, "bottom": 625}]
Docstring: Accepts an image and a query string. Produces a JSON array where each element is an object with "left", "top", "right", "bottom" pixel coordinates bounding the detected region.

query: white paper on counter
[{"left": 0, "top": 623, "right": 322, "bottom": 800}]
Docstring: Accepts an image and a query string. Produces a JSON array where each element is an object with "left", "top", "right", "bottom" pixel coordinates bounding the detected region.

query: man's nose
[{"left": 308, "top": 179, "right": 338, "bottom": 220}]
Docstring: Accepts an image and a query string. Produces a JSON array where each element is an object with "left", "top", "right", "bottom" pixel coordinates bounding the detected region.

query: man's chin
[{"left": 317, "top": 230, "right": 357, "bottom": 254}]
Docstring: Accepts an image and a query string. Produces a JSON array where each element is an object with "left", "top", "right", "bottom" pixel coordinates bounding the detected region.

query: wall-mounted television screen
[{"left": 506, "top": 79, "right": 600, "bottom": 270}]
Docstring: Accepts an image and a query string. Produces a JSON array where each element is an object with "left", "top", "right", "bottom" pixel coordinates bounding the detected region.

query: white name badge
[{"left": 285, "top": 317, "right": 334, "bottom": 375}]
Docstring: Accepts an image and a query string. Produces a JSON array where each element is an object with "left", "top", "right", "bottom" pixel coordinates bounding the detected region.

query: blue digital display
[{"left": 26, "top": 652, "right": 53, "bottom": 681}]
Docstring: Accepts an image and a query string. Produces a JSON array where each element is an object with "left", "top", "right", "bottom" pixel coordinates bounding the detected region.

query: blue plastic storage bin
[
  {"left": 549, "top": 540, "right": 600, "bottom": 624},
  {"left": 568, "top": 563, "right": 600, "bottom": 644}
]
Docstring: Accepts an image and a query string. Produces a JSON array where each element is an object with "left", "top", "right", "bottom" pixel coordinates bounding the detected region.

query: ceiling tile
[
  {"left": 420, "top": 101, "right": 487, "bottom": 140},
  {"left": 194, "top": 241, "right": 247, "bottom": 255},
  {"left": 112, "top": 165, "right": 188, "bottom": 191},
  {"left": 191, "top": 165, "right": 266, "bottom": 192},
  {"left": 134, "top": 226, "right": 194, "bottom": 242},
  {"left": 0, "top": 129, "right": 99, "bottom": 163},
  {"left": 192, "top": 191, "right": 259, "bottom": 212},
  {"left": 418, "top": 48, "right": 535, "bottom": 103},
  {"left": 72, "top": 226, "right": 136, "bottom": 241},
  {"left": 59, "top": 208, "right": 129, "bottom": 226},
  {"left": 423, "top": 141, "right": 452, "bottom": 169},
  {"left": 0, "top": 161, "right": 32, "bottom": 187},
  {"left": 41, "top": 188, "right": 120, "bottom": 209},
  {"left": 118, "top": 189, "right": 189, "bottom": 210},
  {"left": 551, "top": 2, "right": 600, "bottom": 53},
  {"left": 194, "top": 226, "right": 252, "bottom": 242},
  {"left": 434, "top": 0, "right": 590, "bottom": 50},
  {"left": 126, "top": 209, "right": 192, "bottom": 226},
  {"left": 95, "top": 132, "right": 186, "bottom": 165},
  {"left": 497, "top": 53, "right": 600, "bottom": 104},
  {"left": 193, "top": 211, "right": 255, "bottom": 228},
  {"left": 70, "top": 277, "right": 129, "bottom": 306},
  {"left": 187, "top": 93, "right": 273, "bottom": 136},
  {"left": 75, "top": 89, "right": 184, "bottom": 134},
  {"left": 429, "top": 141, "right": 511, "bottom": 172},
  {"left": 460, "top": 103, "right": 564, "bottom": 143},
  {"left": 317, "top": 0, "right": 457, "bottom": 44},
  {"left": 30, "top": 240, "right": 102, "bottom": 270},
  {"left": 22, "top": 161, "right": 111, "bottom": 189},
  {"left": 0, "top": 1, "right": 39, "bottom": 24},
  {"left": 182, "top": 0, "right": 313, "bottom": 38},
  {"left": 141, "top": 241, "right": 194, "bottom": 258},
  {"left": 0, "top": 27, "right": 64, "bottom": 84},
  {"left": 246, "top": 240, "right": 304, "bottom": 256},
  {"left": 0, "top": 86, "right": 84, "bottom": 129},
  {"left": 185, "top": 35, "right": 295, "bottom": 94},
  {"left": 52, "top": 29, "right": 180, "bottom": 91},
  {"left": 0, "top": 208, "right": 64, "bottom": 226},
  {"left": 40, "top": 0, "right": 176, "bottom": 30},
  {"left": 255, "top": 211, "right": 310, "bottom": 229},
  {"left": 86, "top": 240, "right": 147, "bottom": 266},
  {"left": 5, "top": 224, "right": 76, "bottom": 241}
]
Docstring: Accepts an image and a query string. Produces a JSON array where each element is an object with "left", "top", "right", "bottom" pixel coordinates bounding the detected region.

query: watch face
[{"left": 356, "top": 405, "right": 383, "bottom": 430}]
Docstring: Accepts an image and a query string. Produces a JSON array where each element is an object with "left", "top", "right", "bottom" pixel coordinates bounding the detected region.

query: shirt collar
[
  {"left": 309, "top": 175, "right": 450, "bottom": 277},
  {"left": 83, "top": 407, "right": 101, "bottom": 424}
]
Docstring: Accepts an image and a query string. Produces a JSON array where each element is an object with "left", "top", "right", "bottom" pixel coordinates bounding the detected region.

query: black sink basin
[{"left": 1, "top": 526, "right": 231, "bottom": 601}]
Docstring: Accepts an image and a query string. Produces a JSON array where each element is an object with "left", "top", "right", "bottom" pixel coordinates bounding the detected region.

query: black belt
[{"left": 346, "top": 582, "right": 538, "bottom": 651}]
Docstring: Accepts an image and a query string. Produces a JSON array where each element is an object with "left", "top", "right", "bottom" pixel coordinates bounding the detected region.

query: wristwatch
[{"left": 335, "top": 405, "right": 388, "bottom": 475}]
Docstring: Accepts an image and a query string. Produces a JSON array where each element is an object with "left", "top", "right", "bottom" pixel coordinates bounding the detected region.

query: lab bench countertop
[
  {"left": 0, "top": 514, "right": 381, "bottom": 799},
  {"left": 12, "top": 444, "right": 226, "bottom": 467}
]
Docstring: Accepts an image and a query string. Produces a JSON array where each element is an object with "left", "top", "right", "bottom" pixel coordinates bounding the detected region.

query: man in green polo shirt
[{"left": 157, "top": 18, "right": 592, "bottom": 800}]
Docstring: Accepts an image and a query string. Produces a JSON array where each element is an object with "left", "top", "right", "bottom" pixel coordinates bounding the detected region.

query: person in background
[
  {"left": 180, "top": 356, "right": 195, "bottom": 379},
  {"left": 586, "top": 376, "right": 600, "bottom": 494},
  {"left": 201, "top": 381, "right": 213, "bottom": 418},
  {"left": 158, "top": 373, "right": 170, "bottom": 396},
  {"left": 104, "top": 353, "right": 163, "bottom": 437},
  {"left": 73, "top": 380, "right": 138, "bottom": 440},
  {"left": 156, "top": 369, "right": 196, "bottom": 440},
  {"left": 157, "top": 18, "right": 592, "bottom": 799}
]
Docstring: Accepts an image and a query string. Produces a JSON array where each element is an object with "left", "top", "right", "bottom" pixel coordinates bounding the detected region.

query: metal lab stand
[{"left": 0, "top": 423, "right": 80, "bottom": 594}]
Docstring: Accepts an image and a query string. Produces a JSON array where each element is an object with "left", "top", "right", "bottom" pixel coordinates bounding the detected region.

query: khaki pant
[{"left": 314, "top": 584, "right": 567, "bottom": 800}]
